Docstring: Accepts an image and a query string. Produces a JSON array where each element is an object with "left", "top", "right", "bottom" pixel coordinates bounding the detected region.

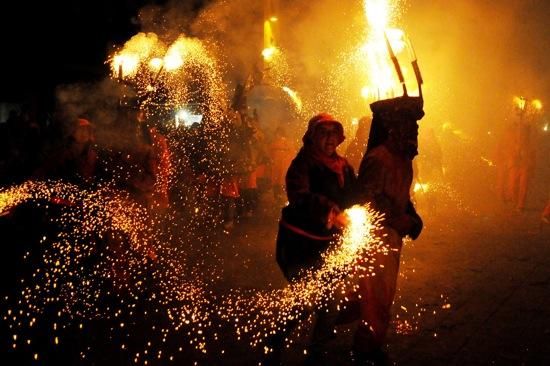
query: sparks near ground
[{"left": 0, "top": 182, "right": 388, "bottom": 362}]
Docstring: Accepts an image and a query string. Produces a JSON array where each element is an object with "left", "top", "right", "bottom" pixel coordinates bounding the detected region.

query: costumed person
[
  {"left": 353, "top": 96, "right": 424, "bottom": 363},
  {"left": 267, "top": 113, "right": 356, "bottom": 365},
  {"left": 219, "top": 110, "right": 243, "bottom": 231},
  {"left": 506, "top": 118, "right": 536, "bottom": 212},
  {"left": 497, "top": 99, "right": 539, "bottom": 212},
  {"left": 100, "top": 100, "right": 156, "bottom": 209},
  {"left": 495, "top": 120, "right": 516, "bottom": 202},
  {"left": 149, "top": 126, "right": 172, "bottom": 214}
]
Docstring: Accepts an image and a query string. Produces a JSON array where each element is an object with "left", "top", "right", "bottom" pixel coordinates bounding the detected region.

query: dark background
[{"left": 0, "top": 0, "right": 210, "bottom": 102}]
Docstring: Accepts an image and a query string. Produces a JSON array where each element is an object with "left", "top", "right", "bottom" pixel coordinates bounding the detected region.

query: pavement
[
  {"left": 209, "top": 194, "right": 550, "bottom": 366},
  {"left": 1, "top": 189, "right": 549, "bottom": 365}
]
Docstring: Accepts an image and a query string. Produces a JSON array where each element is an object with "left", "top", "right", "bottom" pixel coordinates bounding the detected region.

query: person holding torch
[{"left": 269, "top": 113, "right": 356, "bottom": 365}]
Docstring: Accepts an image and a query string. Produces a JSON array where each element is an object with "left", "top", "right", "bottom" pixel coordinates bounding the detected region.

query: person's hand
[
  {"left": 333, "top": 211, "right": 350, "bottom": 230},
  {"left": 327, "top": 207, "right": 349, "bottom": 230}
]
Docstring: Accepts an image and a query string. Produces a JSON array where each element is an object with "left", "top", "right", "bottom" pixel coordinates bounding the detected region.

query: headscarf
[{"left": 302, "top": 113, "right": 348, "bottom": 187}]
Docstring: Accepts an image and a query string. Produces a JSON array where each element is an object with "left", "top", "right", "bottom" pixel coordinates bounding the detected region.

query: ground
[
  {"left": 209, "top": 192, "right": 550, "bottom": 365},
  {"left": 1, "top": 186, "right": 549, "bottom": 365}
]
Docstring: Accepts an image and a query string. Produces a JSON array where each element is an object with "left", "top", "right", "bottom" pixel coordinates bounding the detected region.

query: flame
[
  {"left": 262, "top": 46, "right": 277, "bottom": 61},
  {"left": 514, "top": 96, "right": 527, "bottom": 110},
  {"left": 364, "top": 0, "right": 391, "bottom": 31},
  {"left": 110, "top": 32, "right": 163, "bottom": 78},
  {"left": 164, "top": 39, "right": 189, "bottom": 71},
  {"left": 532, "top": 99, "right": 543, "bottom": 110},
  {"left": 112, "top": 54, "right": 140, "bottom": 78},
  {"left": 149, "top": 57, "right": 163, "bottom": 71},
  {"left": 360, "top": 0, "right": 416, "bottom": 99},
  {"left": 413, "top": 182, "right": 429, "bottom": 193},
  {"left": 282, "top": 86, "right": 302, "bottom": 111},
  {"left": 108, "top": 32, "right": 226, "bottom": 120}
]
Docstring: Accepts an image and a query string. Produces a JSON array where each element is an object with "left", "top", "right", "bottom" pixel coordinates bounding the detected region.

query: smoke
[
  {"left": 191, "top": 0, "right": 264, "bottom": 83},
  {"left": 54, "top": 79, "right": 126, "bottom": 127},
  {"left": 51, "top": 0, "right": 549, "bottom": 211},
  {"left": 406, "top": 0, "right": 549, "bottom": 130},
  {"left": 402, "top": 0, "right": 550, "bottom": 212}
]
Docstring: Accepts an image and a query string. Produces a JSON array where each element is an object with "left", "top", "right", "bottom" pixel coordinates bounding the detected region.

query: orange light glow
[
  {"left": 262, "top": 46, "right": 277, "bottom": 61},
  {"left": 360, "top": 0, "right": 416, "bottom": 100},
  {"left": 112, "top": 54, "right": 139, "bottom": 78}
]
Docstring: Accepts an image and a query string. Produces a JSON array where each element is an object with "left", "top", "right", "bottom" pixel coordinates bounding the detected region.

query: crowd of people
[{"left": 0, "top": 88, "right": 548, "bottom": 365}]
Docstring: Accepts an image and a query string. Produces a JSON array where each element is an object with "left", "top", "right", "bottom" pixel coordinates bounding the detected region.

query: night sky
[
  {"left": 0, "top": 0, "right": 208, "bottom": 101},
  {"left": 1, "top": 0, "right": 549, "bottom": 106}
]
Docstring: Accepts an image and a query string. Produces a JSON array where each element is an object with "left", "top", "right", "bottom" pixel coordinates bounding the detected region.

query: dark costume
[
  {"left": 268, "top": 113, "right": 356, "bottom": 364},
  {"left": 354, "top": 96, "right": 424, "bottom": 353},
  {"left": 276, "top": 114, "right": 356, "bottom": 281}
]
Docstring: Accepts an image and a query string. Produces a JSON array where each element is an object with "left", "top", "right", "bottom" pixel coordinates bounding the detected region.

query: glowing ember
[{"left": 282, "top": 86, "right": 302, "bottom": 111}]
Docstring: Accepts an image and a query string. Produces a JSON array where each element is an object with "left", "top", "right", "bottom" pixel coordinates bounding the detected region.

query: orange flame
[{"left": 360, "top": 0, "right": 418, "bottom": 100}]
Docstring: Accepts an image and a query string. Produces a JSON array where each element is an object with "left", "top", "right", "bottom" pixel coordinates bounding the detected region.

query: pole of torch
[
  {"left": 118, "top": 64, "right": 123, "bottom": 82},
  {"left": 384, "top": 32, "right": 407, "bottom": 97},
  {"left": 153, "top": 65, "right": 165, "bottom": 85}
]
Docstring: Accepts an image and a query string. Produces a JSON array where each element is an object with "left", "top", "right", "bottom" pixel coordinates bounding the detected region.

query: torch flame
[
  {"left": 149, "top": 57, "right": 163, "bottom": 71},
  {"left": 360, "top": 0, "right": 416, "bottom": 99},
  {"left": 514, "top": 96, "right": 527, "bottom": 111},
  {"left": 110, "top": 32, "right": 163, "bottom": 78},
  {"left": 262, "top": 46, "right": 277, "bottom": 62},
  {"left": 532, "top": 99, "right": 543, "bottom": 110},
  {"left": 364, "top": 0, "right": 391, "bottom": 31},
  {"left": 112, "top": 54, "right": 140, "bottom": 78},
  {"left": 164, "top": 39, "right": 187, "bottom": 71}
]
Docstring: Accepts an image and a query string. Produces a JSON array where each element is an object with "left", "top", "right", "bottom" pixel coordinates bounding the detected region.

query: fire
[
  {"left": 112, "top": 54, "right": 140, "bottom": 78},
  {"left": 164, "top": 38, "right": 188, "bottom": 71},
  {"left": 149, "top": 57, "right": 163, "bottom": 71},
  {"left": 110, "top": 32, "right": 163, "bottom": 78},
  {"left": 514, "top": 96, "right": 527, "bottom": 110},
  {"left": 364, "top": 0, "right": 392, "bottom": 31},
  {"left": 513, "top": 96, "right": 543, "bottom": 117},
  {"left": 341, "top": 205, "right": 372, "bottom": 251},
  {"left": 108, "top": 32, "right": 227, "bottom": 122},
  {"left": 262, "top": 46, "right": 277, "bottom": 61},
  {"left": 532, "top": 99, "right": 543, "bottom": 110},
  {"left": 360, "top": 0, "right": 417, "bottom": 99},
  {"left": 413, "top": 182, "right": 429, "bottom": 193}
]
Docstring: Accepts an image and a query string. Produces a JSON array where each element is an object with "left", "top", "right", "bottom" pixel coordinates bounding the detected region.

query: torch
[
  {"left": 384, "top": 32, "right": 407, "bottom": 97},
  {"left": 118, "top": 63, "right": 123, "bottom": 82}
]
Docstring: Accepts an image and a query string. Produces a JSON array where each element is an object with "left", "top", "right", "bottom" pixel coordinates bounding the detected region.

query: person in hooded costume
[
  {"left": 276, "top": 112, "right": 356, "bottom": 280},
  {"left": 353, "top": 96, "right": 424, "bottom": 363},
  {"left": 268, "top": 113, "right": 356, "bottom": 365}
]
